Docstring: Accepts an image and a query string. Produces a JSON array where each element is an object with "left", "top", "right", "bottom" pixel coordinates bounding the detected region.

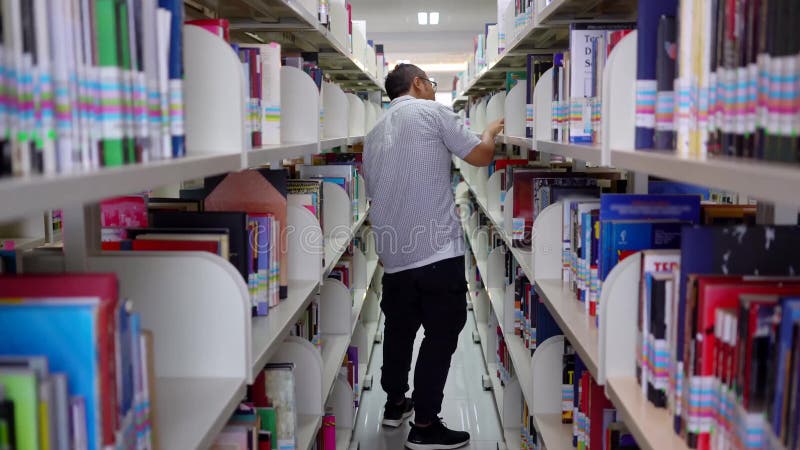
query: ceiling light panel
[
  {"left": 417, "top": 12, "right": 428, "bottom": 25},
  {"left": 429, "top": 12, "right": 439, "bottom": 24}
]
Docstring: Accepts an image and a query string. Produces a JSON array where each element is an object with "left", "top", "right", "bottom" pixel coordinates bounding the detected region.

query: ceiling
[{"left": 348, "top": 0, "right": 497, "bottom": 90}]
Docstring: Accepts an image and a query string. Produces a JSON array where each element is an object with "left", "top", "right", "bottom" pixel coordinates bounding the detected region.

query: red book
[
  {"left": 251, "top": 370, "right": 270, "bottom": 407},
  {"left": 130, "top": 239, "right": 220, "bottom": 254},
  {"left": 346, "top": 3, "right": 352, "bottom": 35},
  {"left": 684, "top": 276, "right": 800, "bottom": 450},
  {"left": 588, "top": 376, "right": 614, "bottom": 450},
  {"left": 0, "top": 274, "right": 120, "bottom": 446},
  {"left": 186, "top": 19, "right": 230, "bottom": 42}
]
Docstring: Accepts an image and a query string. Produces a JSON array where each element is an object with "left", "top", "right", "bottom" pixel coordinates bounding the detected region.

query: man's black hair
[{"left": 385, "top": 63, "right": 426, "bottom": 100}]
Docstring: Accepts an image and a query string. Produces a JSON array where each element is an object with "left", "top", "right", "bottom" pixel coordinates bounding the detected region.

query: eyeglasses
[{"left": 418, "top": 77, "right": 438, "bottom": 92}]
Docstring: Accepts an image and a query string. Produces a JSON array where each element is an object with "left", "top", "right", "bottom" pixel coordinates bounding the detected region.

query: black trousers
[{"left": 380, "top": 255, "right": 468, "bottom": 424}]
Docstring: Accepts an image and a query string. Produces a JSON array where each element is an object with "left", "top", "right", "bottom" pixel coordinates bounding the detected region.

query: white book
[{"left": 240, "top": 43, "right": 282, "bottom": 145}]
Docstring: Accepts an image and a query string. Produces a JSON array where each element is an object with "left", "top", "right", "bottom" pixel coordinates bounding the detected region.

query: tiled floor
[{"left": 351, "top": 310, "right": 504, "bottom": 450}]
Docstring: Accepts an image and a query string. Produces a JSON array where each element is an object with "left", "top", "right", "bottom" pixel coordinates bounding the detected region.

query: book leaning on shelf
[
  {"left": 220, "top": 363, "right": 297, "bottom": 450},
  {"left": 0, "top": 0, "right": 185, "bottom": 178},
  {"left": 0, "top": 274, "right": 156, "bottom": 450}
]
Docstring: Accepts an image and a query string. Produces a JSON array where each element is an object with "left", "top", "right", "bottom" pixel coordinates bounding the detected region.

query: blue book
[
  {"left": 771, "top": 297, "right": 800, "bottom": 435},
  {"left": 676, "top": 225, "right": 800, "bottom": 433},
  {"left": 158, "top": 0, "right": 186, "bottom": 157},
  {"left": 0, "top": 299, "right": 102, "bottom": 450},
  {"left": 599, "top": 194, "right": 700, "bottom": 281},
  {"left": 647, "top": 180, "right": 711, "bottom": 200},
  {"left": 535, "top": 289, "right": 561, "bottom": 346},
  {"left": 634, "top": 0, "right": 678, "bottom": 149},
  {"left": 255, "top": 215, "right": 270, "bottom": 315},
  {"left": 599, "top": 221, "right": 684, "bottom": 281}
]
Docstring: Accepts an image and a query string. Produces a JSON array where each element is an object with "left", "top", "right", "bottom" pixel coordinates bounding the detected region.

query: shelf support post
[
  {"left": 757, "top": 203, "right": 799, "bottom": 225},
  {"left": 63, "top": 203, "right": 101, "bottom": 272},
  {"left": 630, "top": 172, "right": 648, "bottom": 194}
]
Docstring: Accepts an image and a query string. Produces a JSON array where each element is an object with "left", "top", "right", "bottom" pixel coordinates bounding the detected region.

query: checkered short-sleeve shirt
[{"left": 363, "top": 95, "right": 481, "bottom": 273}]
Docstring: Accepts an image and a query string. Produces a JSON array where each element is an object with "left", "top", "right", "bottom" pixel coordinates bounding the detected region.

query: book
[
  {"left": 635, "top": 0, "right": 679, "bottom": 150},
  {"left": 263, "top": 364, "right": 297, "bottom": 450},
  {"left": 675, "top": 225, "right": 800, "bottom": 435},
  {"left": 0, "top": 274, "right": 121, "bottom": 447},
  {"left": 0, "top": 369, "right": 38, "bottom": 449},
  {"left": 569, "top": 23, "right": 635, "bottom": 144},
  {"left": 0, "top": 298, "right": 103, "bottom": 450}
]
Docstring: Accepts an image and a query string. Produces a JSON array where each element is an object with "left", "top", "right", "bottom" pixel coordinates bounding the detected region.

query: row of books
[
  {"left": 634, "top": 232, "right": 800, "bottom": 450},
  {"left": 0, "top": 0, "right": 185, "bottom": 177},
  {"left": 215, "top": 363, "right": 297, "bottom": 450},
  {"left": 455, "top": 0, "right": 535, "bottom": 95},
  {"left": 0, "top": 274, "right": 155, "bottom": 450},
  {"left": 562, "top": 341, "right": 640, "bottom": 450},
  {"left": 495, "top": 324, "right": 514, "bottom": 385},
  {"left": 520, "top": 397, "right": 539, "bottom": 449},
  {"left": 341, "top": 346, "right": 360, "bottom": 409},
  {"left": 290, "top": 293, "right": 322, "bottom": 350},
  {"left": 635, "top": 0, "right": 800, "bottom": 161}
]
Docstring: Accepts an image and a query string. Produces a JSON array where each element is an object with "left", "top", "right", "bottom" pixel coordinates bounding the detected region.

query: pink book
[{"left": 322, "top": 414, "right": 336, "bottom": 450}]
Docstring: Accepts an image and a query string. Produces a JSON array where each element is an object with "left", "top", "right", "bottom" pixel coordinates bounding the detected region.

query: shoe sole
[
  {"left": 381, "top": 410, "right": 413, "bottom": 428},
  {"left": 404, "top": 440, "right": 470, "bottom": 450}
]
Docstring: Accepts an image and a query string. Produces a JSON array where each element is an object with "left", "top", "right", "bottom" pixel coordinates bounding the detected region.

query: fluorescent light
[
  {"left": 429, "top": 12, "right": 439, "bottom": 25},
  {"left": 416, "top": 62, "right": 468, "bottom": 72},
  {"left": 418, "top": 12, "right": 428, "bottom": 25}
]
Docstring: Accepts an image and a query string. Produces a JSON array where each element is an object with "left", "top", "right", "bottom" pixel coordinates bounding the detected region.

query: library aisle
[{"left": 353, "top": 311, "right": 505, "bottom": 450}]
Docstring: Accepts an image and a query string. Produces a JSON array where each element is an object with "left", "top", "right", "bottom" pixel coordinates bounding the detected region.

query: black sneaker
[
  {"left": 382, "top": 397, "right": 414, "bottom": 427},
  {"left": 405, "top": 418, "right": 470, "bottom": 449}
]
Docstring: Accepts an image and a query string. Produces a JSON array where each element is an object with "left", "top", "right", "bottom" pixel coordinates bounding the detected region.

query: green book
[
  {"left": 256, "top": 407, "right": 277, "bottom": 449},
  {"left": 95, "top": 0, "right": 126, "bottom": 167},
  {"left": 0, "top": 369, "right": 39, "bottom": 450}
]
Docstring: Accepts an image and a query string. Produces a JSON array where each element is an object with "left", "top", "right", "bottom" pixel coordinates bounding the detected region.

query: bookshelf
[{"left": 211, "top": 0, "right": 385, "bottom": 91}]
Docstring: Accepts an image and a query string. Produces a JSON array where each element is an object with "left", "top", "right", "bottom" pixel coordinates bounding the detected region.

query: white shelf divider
[
  {"left": 321, "top": 334, "right": 351, "bottom": 401},
  {"left": 487, "top": 92, "right": 507, "bottom": 124},
  {"left": 598, "top": 252, "right": 641, "bottom": 385},
  {"left": 530, "top": 335, "right": 565, "bottom": 416},
  {"left": 271, "top": 335, "right": 325, "bottom": 416},
  {"left": 531, "top": 202, "right": 563, "bottom": 280},
  {"left": 323, "top": 82, "right": 350, "bottom": 141},
  {"left": 250, "top": 279, "right": 319, "bottom": 381},
  {"left": 85, "top": 252, "right": 250, "bottom": 449},
  {"left": 288, "top": 204, "right": 324, "bottom": 285},
  {"left": 347, "top": 94, "right": 366, "bottom": 138},
  {"left": 328, "top": 374, "right": 356, "bottom": 431},
  {"left": 601, "top": 30, "right": 637, "bottom": 168},
  {"left": 533, "top": 67, "right": 553, "bottom": 152},
  {"left": 184, "top": 25, "right": 247, "bottom": 159},
  {"left": 505, "top": 82, "right": 527, "bottom": 138},
  {"left": 535, "top": 279, "right": 600, "bottom": 380},
  {"left": 281, "top": 66, "right": 321, "bottom": 148},
  {"left": 320, "top": 278, "right": 354, "bottom": 336},
  {"left": 486, "top": 169, "right": 505, "bottom": 216}
]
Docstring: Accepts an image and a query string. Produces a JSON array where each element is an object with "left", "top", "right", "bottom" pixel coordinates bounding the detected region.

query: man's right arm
[{"left": 462, "top": 118, "right": 505, "bottom": 167}]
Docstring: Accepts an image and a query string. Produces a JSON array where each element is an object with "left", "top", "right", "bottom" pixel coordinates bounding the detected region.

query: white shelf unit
[
  {"left": 456, "top": 0, "right": 634, "bottom": 98},
  {"left": 460, "top": 166, "right": 693, "bottom": 450},
  {"left": 0, "top": 23, "right": 383, "bottom": 225}
]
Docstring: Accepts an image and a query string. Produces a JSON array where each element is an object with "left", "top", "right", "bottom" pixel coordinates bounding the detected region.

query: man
[{"left": 362, "top": 63, "right": 504, "bottom": 450}]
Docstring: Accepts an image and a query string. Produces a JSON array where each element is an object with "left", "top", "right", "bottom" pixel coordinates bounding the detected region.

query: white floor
[{"left": 351, "top": 310, "right": 505, "bottom": 450}]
